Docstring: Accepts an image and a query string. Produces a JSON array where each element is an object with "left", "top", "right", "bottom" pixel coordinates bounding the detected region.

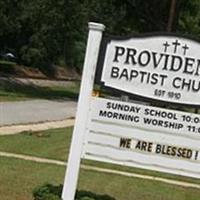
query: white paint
[
  {"left": 62, "top": 22, "right": 105, "bottom": 200},
  {"left": 89, "top": 97, "right": 200, "bottom": 138},
  {"left": 101, "top": 36, "right": 200, "bottom": 105},
  {"left": 82, "top": 97, "right": 200, "bottom": 179}
]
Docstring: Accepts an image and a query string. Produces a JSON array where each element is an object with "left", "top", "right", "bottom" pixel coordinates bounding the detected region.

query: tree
[
  {"left": 0, "top": 0, "right": 23, "bottom": 55},
  {"left": 178, "top": 0, "right": 200, "bottom": 36},
  {"left": 0, "top": 0, "right": 200, "bottom": 72}
]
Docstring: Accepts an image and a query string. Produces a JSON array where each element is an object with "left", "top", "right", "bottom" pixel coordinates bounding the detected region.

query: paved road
[{"left": 0, "top": 99, "right": 77, "bottom": 126}]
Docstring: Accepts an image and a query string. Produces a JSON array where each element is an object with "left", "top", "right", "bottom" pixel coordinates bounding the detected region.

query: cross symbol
[
  {"left": 182, "top": 44, "right": 189, "bottom": 55},
  {"left": 163, "top": 41, "right": 170, "bottom": 52},
  {"left": 172, "top": 39, "right": 181, "bottom": 53}
]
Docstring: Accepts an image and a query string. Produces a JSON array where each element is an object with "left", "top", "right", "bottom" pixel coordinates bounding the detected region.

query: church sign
[
  {"left": 100, "top": 36, "right": 200, "bottom": 106},
  {"left": 62, "top": 23, "right": 200, "bottom": 200}
]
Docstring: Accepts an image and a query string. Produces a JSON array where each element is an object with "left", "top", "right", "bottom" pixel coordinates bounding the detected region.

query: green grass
[
  {"left": 1, "top": 156, "right": 200, "bottom": 200},
  {"left": 0, "top": 60, "right": 16, "bottom": 65},
  {"left": 0, "top": 128, "right": 73, "bottom": 161},
  {"left": 0, "top": 80, "right": 80, "bottom": 101},
  {"left": 78, "top": 169, "right": 200, "bottom": 200},
  {"left": 0, "top": 157, "right": 65, "bottom": 200},
  {"left": 0, "top": 127, "right": 200, "bottom": 199},
  {"left": 0, "top": 127, "right": 200, "bottom": 187},
  {"left": 0, "top": 90, "right": 28, "bottom": 101}
]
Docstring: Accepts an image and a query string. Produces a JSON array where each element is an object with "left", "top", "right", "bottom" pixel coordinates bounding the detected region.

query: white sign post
[{"left": 62, "top": 22, "right": 105, "bottom": 200}]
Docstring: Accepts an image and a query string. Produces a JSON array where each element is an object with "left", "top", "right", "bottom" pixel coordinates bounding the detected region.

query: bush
[
  {"left": 76, "top": 191, "right": 116, "bottom": 200},
  {"left": 20, "top": 46, "right": 48, "bottom": 68},
  {"left": 33, "top": 184, "right": 62, "bottom": 200},
  {"left": 33, "top": 184, "right": 116, "bottom": 200}
]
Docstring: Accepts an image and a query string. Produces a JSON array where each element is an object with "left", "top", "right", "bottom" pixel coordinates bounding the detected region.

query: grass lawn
[
  {"left": 0, "top": 157, "right": 65, "bottom": 200},
  {"left": 1, "top": 156, "right": 200, "bottom": 200},
  {"left": 0, "top": 90, "right": 29, "bottom": 101},
  {"left": 0, "top": 127, "right": 72, "bottom": 161},
  {"left": 0, "top": 80, "right": 80, "bottom": 101},
  {"left": 78, "top": 169, "right": 200, "bottom": 200},
  {"left": 0, "top": 127, "right": 200, "bottom": 185}
]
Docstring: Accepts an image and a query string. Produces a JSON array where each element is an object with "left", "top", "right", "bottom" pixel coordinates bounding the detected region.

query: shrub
[
  {"left": 76, "top": 191, "right": 116, "bottom": 200},
  {"left": 33, "top": 184, "right": 62, "bottom": 200},
  {"left": 33, "top": 184, "right": 116, "bottom": 200}
]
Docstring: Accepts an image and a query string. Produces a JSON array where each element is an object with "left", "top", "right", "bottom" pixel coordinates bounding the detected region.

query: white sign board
[
  {"left": 82, "top": 97, "right": 200, "bottom": 178},
  {"left": 62, "top": 23, "right": 200, "bottom": 200},
  {"left": 100, "top": 36, "right": 200, "bottom": 106}
]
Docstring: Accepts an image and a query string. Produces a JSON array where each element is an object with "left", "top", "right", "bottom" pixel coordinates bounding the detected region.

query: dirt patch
[
  {"left": 53, "top": 66, "right": 80, "bottom": 81},
  {"left": 0, "top": 65, "right": 81, "bottom": 81},
  {"left": 0, "top": 119, "right": 75, "bottom": 135},
  {"left": 14, "top": 78, "right": 78, "bottom": 88},
  {"left": 14, "top": 65, "right": 46, "bottom": 79}
]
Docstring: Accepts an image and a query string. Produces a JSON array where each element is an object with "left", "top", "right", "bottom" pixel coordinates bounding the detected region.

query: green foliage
[
  {"left": 76, "top": 191, "right": 116, "bottom": 200},
  {"left": 178, "top": 0, "right": 200, "bottom": 36},
  {"left": 33, "top": 184, "right": 116, "bottom": 200},
  {"left": 20, "top": 47, "right": 47, "bottom": 68},
  {"left": 33, "top": 184, "right": 62, "bottom": 200},
  {"left": 0, "top": 0, "right": 200, "bottom": 71}
]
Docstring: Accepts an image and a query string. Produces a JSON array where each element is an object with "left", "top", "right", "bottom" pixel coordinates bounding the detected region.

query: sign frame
[{"left": 95, "top": 33, "right": 200, "bottom": 108}]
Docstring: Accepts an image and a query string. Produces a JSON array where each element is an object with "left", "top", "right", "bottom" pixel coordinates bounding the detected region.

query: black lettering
[
  {"left": 194, "top": 60, "right": 200, "bottom": 76},
  {"left": 181, "top": 78, "right": 191, "bottom": 91},
  {"left": 99, "top": 110, "right": 107, "bottom": 117},
  {"left": 150, "top": 73, "right": 159, "bottom": 85},
  {"left": 138, "top": 50, "right": 151, "bottom": 67},
  {"left": 130, "top": 70, "right": 138, "bottom": 81},
  {"left": 125, "top": 48, "right": 137, "bottom": 65},
  {"left": 160, "top": 74, "right": 168, "bottom": 86},
  {"left": 119, "top": 138, "right": 131, "bottom": 149},
  {"left": 111, "top": 66, "right": 119, "bottom": 78},
  {"left": 172, "top": 77, "right": 181, "bottom": 89},
  {"left": 171, "top": 146, "right": 177, "bottom": 156},
  {"left": 156, "top": 144, "right": 162, "bottom": 153},
  {"left": 162, "top": 54, "right": 170, "bottom": 70},
  {"left": 107, "top": 102, "right": 111, "bottom": 109},
  {"left": 119, "top": 68, "right": 129, "bottom": 80},
  {"left": 152, "top": 52, "right": 164, "bottom": 68},
  {"left": 170, "top": 55, "right": 183, "bottom": 72},
  {"left": 139, "top": 71, "right": 147, "bottom": 83},
  {"left": 113, "top": 46, "right": 125, "bottom": 62},
  {"left": 192, "top": 80, "right": 200, "bottom": 92},
  {"left": 183, "top": 57, "right": 195, "bottom": 74}
]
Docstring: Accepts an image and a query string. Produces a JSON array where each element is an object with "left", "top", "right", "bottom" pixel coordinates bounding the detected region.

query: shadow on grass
[
  {"left": 0, "top": 77, "right": 79, "bottom": 100},
  {"left": 33, "top": 184, "right": 117, "bottom": 200},
  {"left": 76, "top": 190, "right": 117, "bottom": 200}
]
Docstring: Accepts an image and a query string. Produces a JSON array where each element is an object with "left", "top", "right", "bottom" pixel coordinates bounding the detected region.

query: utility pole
[{"left": 167, "top": 0, "right": 177, "bottom": 32}]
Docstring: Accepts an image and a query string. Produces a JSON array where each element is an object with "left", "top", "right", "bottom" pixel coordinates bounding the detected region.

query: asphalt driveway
[{"left": 0, "top": 99, "right": 77, "bottom": 126}]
